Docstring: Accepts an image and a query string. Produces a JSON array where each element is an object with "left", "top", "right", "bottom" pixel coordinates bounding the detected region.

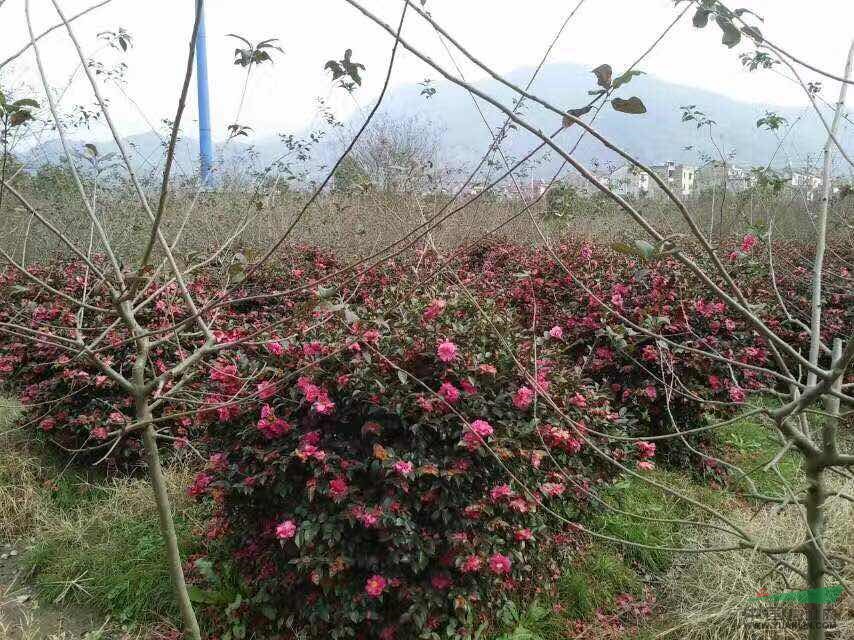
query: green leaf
[
  {"left": 611, "top": 242, "right": 634, "bottom": 255},
  {"left": 611, "top": 96, "right": 647, "bottom": 114},
  {"left": 611, "top": 70, "right": 644, "bottom": 91},
  {"left": 692, "top": 8, "right": 712, "bottom": 28},
  {"left": 11, "top": 98, "right": 39, "bottom": 109},
  {"left": 592, "top": 64, "right": 613, "bottom": 89},
  {"left": 716, "top": 16, "right": 742, "bottom": 48},
  {"left": 397, "top": 369, "right": 408, "bottom": 385},
  {"left": 634, "top": 239, "right": 656, "bottom": 259}
]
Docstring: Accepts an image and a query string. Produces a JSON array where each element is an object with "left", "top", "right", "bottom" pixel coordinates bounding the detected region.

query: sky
[{"left": 2, "top": 0, "right": 854, "bottom": 143}]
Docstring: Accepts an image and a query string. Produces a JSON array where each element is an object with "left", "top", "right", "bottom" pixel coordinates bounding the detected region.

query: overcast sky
[{"left": 2, "top": 0, "right": 854, "bottom": 142}]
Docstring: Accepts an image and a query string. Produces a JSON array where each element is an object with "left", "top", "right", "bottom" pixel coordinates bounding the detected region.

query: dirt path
[{"left": 0, "top": 542, "right": 111, "bottom": 640}]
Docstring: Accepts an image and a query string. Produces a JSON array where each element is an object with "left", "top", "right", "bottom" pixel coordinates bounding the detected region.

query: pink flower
[
  {"left": 363, "top": 329, "right": 380, "bottom": 344},
  {"left": 91, "top": 426, "right": 108, "bottom": 440},
  {"left": 460, "top": 555, "right": 482, "bottom": 573},
  {"left": 515, "top": 528, "right": 533, "bottom": 542},
  {"left": 488, "top": 553, "right": 512, "bottom": 575},
  {"left": 462, "top": 419, "right": 493, "bottom": 450},
  {"left": 644, "top": 385, "right": 657, "bottom": 400},
  {"left": 257, "top": 380, "right": 276, "bottom": 400},
  {"left": 478, "top": 364, "right": 497, "bottom": 375},
  {"left": 329, "top": 477, "right": 349, "bottom": 499},
  {"left": 513, "top": 386, "right": 535, "bottom": 410},
  {"left": 741, "top": 233, "right": 758, "bottom": 253},
  {"left": 265, "top": 341, "right": 284, "bottom": 356},
  {"left": 637, "top": 460, "right": 655, "bottom": 471},
  {"left": 365, "top": 574, "right": 388, "bottom": 598},
  {"left": 275, "top": 519, "right": 298, "bottom": 540},
  {"left": 431, "top": 573, "right": 453, "bottom": 590},
  {"left": 708, "top": 375, "right": 722, "bottom": 391},
  {"left": 436, "top": 340, "right": 459, "bottom": 363},
  {"left": 635, "top": 441, "right": 656, "bottom": 459},
  {"left": 548, "top": 325, "right": 563, "bottom": 340},
  {"left": 108, "top": 411, "right": 125, "bottom": 424},
  {"left": 569, "top": 392, "right": 587, "bottom": 408},
  {"left": 393, "top": 460, "right": 414, "bottom": 476},
  {"left": 423, "top": 299, "right": 446, "bottom": 321},
  {"left": 728, "top": 386, "right": 746, "bottom": 403},
  {"left": 540, "top": 482, "right": 566, "bottom": 498},
  {"left": 490, "top": 483, "right": 513, "bottom": 502},
  {"left": 580, "top": 243, "right": 593, "bottom": 259},
  {"left": 312, "top": 391, "right": 335, "bottom": 415},
  {"left": 438, "top": 382, "right": 460, "bottom": 404}
]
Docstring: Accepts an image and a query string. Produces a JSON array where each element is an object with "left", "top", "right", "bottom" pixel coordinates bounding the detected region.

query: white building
[{"left": 609, "top": 164, "right": 650, "bottom": 198}]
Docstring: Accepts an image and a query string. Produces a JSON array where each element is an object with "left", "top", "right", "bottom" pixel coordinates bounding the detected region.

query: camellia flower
[
  {"left": 488, "top": 553, "right": 512, "bottom": 575},
  {"left": 431, "top": 573, "right": 453, "bottom": 590},
  {"left": 392, "top": 460, "right": 414, "bottom": 476},
  {"left": 329, "top": 477, "right": 349, "bottom": 500},
  {"left": 365, "top": 574, "right": 388, "bottom": 598},
  {"left": 728, "top": 386, "right": 746, "bottom": 403},
  {"left": 460, "top": 555, "right": 482, "bottom": 573},
  {"left": 438, "top": 382, "right": 460, "bottom": 404},
  {"left": 478, "top": 363, "right": 497, "bottom": 375},
  {"left": 515, "top": 528, "right": 533, "bottom": 542},
  {"left": 462, "top": 419, "right": 494, "bottom": 450},
  {"left": 548, "top": 325, "right": 563, "bottom": 340},
  {"left": 741, "top": 233, "right": 758, "bottom": 253},
  {"left": 275, "top": 519, "right": 298, "bottom": 540},
  {"left": 568, "top": 392, "right": 587, "bottom": 408},
  {"left": 635, "top": 441, "right": 656, "bottom": 459},
  {"left": 436, "top": 340, "right": 458, "bottom": 363},
  {"left": 257, "top": 380, "right": 276, "bottom": 400},
  {"left": 513, "top": 386, "right": 535, "bottom": 410},
  {"left": 637, "top": 460, "right": 655, "bottom": 471},
  {"left": 265, "top": 341, "right": 284, "bottom": 356},
  {"left": 644, "top": 385, "right": 658, "bottom": 400},
  {"left": 539, "top": 482, "right": 566, "bottom": 498},
  {"left": 39, "top": 417, "right": 56, "bottom": 431},
  {"left": 423, "top": 299, "right": 446, "bottom": 321},
  {"left": 489, "top": 483, "right": 513, "bottom": 502}
]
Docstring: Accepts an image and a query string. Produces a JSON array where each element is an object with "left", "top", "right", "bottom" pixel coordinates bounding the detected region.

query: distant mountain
[
  {"left": 22, "top": 62, "right": 844, "bottom": 180},
  {"left": 364, "top": 61, "right": 837, "bottom": 172}
]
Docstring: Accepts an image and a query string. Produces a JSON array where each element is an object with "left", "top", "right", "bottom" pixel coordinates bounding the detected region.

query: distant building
[
  {"left": 786, "top": 169, "right": 822, "bottom": 193},
  {"left": 694, "top": 162, "right": 756, "bottom": 194},
  {"left": 609, "top": 164, "right": 650, "bottom": 198},
  {"left": 650, "top": 161, "right": 696, "bottom": 197}
]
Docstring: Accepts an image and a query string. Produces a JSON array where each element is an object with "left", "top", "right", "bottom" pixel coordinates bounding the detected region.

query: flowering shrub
[
  {"left": 191, "top": 290, "right": 643, "bottom": 638},
  {"left": 1, "top": 237, "right": 851, "bottom": 637}
]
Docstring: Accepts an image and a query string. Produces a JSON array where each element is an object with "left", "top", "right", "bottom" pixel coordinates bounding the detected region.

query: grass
[
  {"left": 23, "top": 478, "right": 200, "bottom": 626},
  {"left": 0, "top": 395, "right": 204, "bottom": 633},
  {"left": 717, "top": 414, "right": 803, "bottom": 498}
]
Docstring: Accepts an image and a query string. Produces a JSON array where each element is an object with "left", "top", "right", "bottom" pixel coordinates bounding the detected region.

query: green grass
[
  {"left": 24, "top": 504, "right": 198, "bottom": 626},
  {"left": 555, "top": 548, "right": 643, "bottom": 619},
  {"left": 717, "top": 414, "right": 804, "bottom": 498},
  {"left": 1, "top": 395, "right": 202, "bottom": 630}
]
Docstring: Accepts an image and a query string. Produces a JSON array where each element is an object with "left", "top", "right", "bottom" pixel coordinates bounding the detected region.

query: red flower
[
  {"left": 436, "top": 340, "right": 459, "bottom": 363},
  {"left": 460, "top": 555, "right": 482, "bottom": 573},
  {"left": 329, "top": 477, "right": 349, "bottom": 499},
  {"left": 635, "top": 441, "right": 656, "bottom": 459},
  {"left": 365, "top": 574, "right": 388, "bottom": 598},
  {"left": 489, "top": 483, "right": 513, "bottom": 502},
  {"left": 515, "top": 528, "right": 533, "bottom": 542},
  {"left": 439, "top": 382, "right": 460, "bottom": 404},
  {"left": 513, "top": 386, "right": 535, "bottom": 410},
  {"left": 275, "top": 519, "right": 298, "bottom": 540},
  {"left": 488, "top": 553, "right": 512, "bottom": 574}
]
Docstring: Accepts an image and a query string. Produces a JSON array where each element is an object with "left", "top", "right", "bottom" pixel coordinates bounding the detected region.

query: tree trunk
[
  {"left": 804, "top": 458, "right": 826, "bottom": 640},
  {"left": 140, "top": 410, "right": 202, "bottom": 640}
]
